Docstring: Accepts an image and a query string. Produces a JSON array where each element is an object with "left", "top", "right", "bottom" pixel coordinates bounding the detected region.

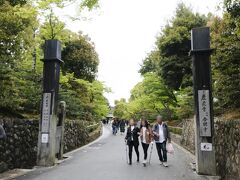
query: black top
[{"left": 125, "top": 126, "right": 140, "bottom": 145}]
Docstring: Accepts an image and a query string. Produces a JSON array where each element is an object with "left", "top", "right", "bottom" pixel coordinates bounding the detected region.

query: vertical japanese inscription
[
  {"left": 41, "top": 93, "right": 51, "bottom": 133},
  {"left": 198, "top": 90, "right": 211, "bottom": 137}
]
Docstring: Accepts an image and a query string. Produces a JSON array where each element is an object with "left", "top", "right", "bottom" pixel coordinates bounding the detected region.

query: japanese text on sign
[
  {"left": 41, "top": 93, "right": 51, "bottom": 133},
  {"left": 198, "top": 90, "right": 211, "bottom": 137}
]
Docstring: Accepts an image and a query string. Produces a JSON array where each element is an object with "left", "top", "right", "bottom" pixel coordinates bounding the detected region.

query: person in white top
[
  {"left": 152, "top": 115, "right": 171, "bottom": 167},
  {"left": 139, "top": 119, "right": 153, "bottom": 166}
]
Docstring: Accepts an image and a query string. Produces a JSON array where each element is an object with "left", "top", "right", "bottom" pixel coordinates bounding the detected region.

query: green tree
[
  {"left": 156, "top": 3, "right": 207, "bottom": 90},
  {"left": 62, "top": 37, "right": 99, "bottom": 82},
  {"left": 210, "top": 13, "right": 240, "bottom": 109},
  {"left": 0, "top": 1, "right": 37, "bottom": 113},
  {"left": 139, "top": 50, "right": 160, "bottom": 75},
  {"left": 114, "top": 98, "right": 128, "bottom": 119},
  {"left": 59, "top": 73, "right": 109, "bottom": 120},
  {"left": 125, "top": 73, "right": 177, "bottom": 120}
]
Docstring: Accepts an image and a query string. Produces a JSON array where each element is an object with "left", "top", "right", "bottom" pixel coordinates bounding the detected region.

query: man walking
[{"left": 152, "top": 115, "right": 171, "bottom": 167}]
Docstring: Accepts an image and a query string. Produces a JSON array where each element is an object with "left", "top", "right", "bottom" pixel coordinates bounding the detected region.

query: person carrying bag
[{"left": 152, "top": 115, "right": 171, "bottom": 167}]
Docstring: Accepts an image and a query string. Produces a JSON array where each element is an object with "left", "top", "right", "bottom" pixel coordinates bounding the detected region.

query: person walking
[
  {"left": 119, "top": 119, "right": 126, "bottom": 135},
  {"left": 125, "top": 119, "right": 140, "bottom": 165},
  {"left": 152, "top": 115, "right": 171, "bottom": 167},
  {"left": 112, "top": 118, "right": 118, "bottom": 135},
  {"left": 139, "top": 119, "right": 153, "bottom": 166}
]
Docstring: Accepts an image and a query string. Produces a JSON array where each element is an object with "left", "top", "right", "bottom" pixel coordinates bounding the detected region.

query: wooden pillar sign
[
  {"left": 190, "top": 27, "right": 216, "bottom": 175},
  {"left": 37, "top": 40, "right": 63, "bottom": 166}
]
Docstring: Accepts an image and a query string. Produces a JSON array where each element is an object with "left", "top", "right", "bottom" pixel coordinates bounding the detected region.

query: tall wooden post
[
  {"left": 190, "top": 27, "right": 216, "bottom": 175},
  {"left": 37, "top": 40, "right": 63, "bottom": 166}
]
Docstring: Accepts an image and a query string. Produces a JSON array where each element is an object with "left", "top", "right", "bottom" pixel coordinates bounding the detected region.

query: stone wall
[
  {"left": 0, "top": 119, "right": 39, "bottom": 170},
  {"left": 180, "top": 119, "right": 195, "bottom": 154},
  {"left": 0, "top": 119, "right": 100, "bottom": 172},
  {"left": 63, "top": 121, "right": 101, "bottom": 153},
  {"left": 214, "top": 120, "right": 240, "bottom": 180},
  {"left": 180, "top": 118, "right": 240, "bottom": 179}
]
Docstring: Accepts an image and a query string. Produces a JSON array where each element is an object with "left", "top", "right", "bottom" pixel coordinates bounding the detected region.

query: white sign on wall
[
  {"left": 201, "top": 143, "right": 212, "bottom": 151},
  {"left": 41, "top": 93, "right": 51, "bottom": 133},
  {"left": 41, "top": 133, "right": 49, "bottom": 143},
  {"left": 198, "top": 90, "right": 211, "bottom": 137}
]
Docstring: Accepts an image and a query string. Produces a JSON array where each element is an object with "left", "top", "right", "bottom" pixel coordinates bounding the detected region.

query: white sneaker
[
  {"left": 160, "top": 161, "right": 163, "bottom": 165},
  {"left": 163, "top": 162, "right": 168, "bottom": 167}
]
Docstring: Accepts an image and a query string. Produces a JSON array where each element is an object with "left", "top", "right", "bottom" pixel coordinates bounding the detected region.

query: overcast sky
[{"left": 56, "top": 0, "right": 222, "bottom": 106}]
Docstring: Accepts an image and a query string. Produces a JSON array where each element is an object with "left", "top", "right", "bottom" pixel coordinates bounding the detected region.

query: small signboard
[
  {"left": 41, "top": 93, "right": 51, "bottom": 133},
  {"left": 41, "top": 133, "right": 49, "bottom": 143},
  {"left": 201, "top": 143, "right": 212, "bottom": 151},
  {"left": 198, "top": 90, "right": 211, "bottom": 137}
]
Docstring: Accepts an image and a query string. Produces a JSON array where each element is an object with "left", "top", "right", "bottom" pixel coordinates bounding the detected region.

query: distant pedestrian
[
  {"left": 139, "top": 119, "right": 153, "bottom": 166},
  {"left": 125, "top": 119, "right": 140, "bottom": 165},
  {"left": 152, "top": 115, "right": 171, "bottom": 167},
  {"left": 112, "top": 118, "right": 118, "bottom": 135},
  {"left": 0, "top": 120, "right": 6, "bottom": 139},
  {"left": 119, "top": 119, "right": 126, "bottom": 135},
  {"left": 116, "top": 118, "right": 120, "bottom": 131}
]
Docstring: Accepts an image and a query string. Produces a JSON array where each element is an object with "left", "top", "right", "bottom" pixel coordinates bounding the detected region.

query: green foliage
[
  {"left": 157, "top": 3, "right": 207, "bottom": 90},
  {"left": 0, "top": 1, "right": 37, "bottom": 112},
  {"left": 115, "top": 73, "right": 177, "bottom": 121},
  {"left": 62, "top": 37, "right": 99, "bottom": 82},
  {"left": 210, "top": 14, "right": 240, "bottom": 109},
  {"left": 223, "top": 0, "right": 240, "bottom": 37},
  {"left": 174, "top": 87, "right": 194, "bottom": 119},
  {"left": 59, "top": 73, "right": 109, "bottom": 120},
  {"left": 137, "top": 2, "right": 240, "bottom": 120},
  {"left": 168, "top": 126, "right": 182, "bottom": 135},
  {"left": 36, "top": 0, "right": 99, "bottom": 10},
  {"left": 0, "top": 0, "right": 27, "bottom": 6},
  {"left": 137, "top": 4, "right": 207, "bottom": 120},
  {"left": 139, "top": 50, "right": 160, "bottom": 75},
  {"left": 80, "top": 0, "right": 99, "bottom": 10},
  {"left": 0, "top": 0, "right": 108, "bottom": 123},
  {"left": 113, "top": 98, "right": 128, "bottom": 119}
]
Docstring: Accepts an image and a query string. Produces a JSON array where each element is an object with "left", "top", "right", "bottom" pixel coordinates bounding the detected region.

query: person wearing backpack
[{"left": 152, "top": 115, "right": 171, "bottom": 167}]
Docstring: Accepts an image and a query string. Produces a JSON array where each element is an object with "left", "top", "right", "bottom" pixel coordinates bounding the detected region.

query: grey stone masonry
[{"left": 180, "top": 118, "right": 240, "bottom": 180}]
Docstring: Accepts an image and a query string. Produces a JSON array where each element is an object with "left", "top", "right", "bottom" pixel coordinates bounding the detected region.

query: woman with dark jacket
[
  {"left": 139, "top": 119, "right": 153, "bottom": 166},
  {"left": 125, "top": 119, "right": 140, "bottom": 165}
]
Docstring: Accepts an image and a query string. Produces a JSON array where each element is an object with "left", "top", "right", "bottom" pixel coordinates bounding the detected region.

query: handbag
[{"left": 167, "top": 143, "right": 174, "bottom": 154}]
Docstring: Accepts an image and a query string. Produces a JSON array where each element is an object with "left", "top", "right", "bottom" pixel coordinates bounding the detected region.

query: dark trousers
[
  {"left": 156, "top": 141, "right": 167, "bottom": 162},
  {"left": 141, "top": 142, "right": 149, "bottom": 160},
  {"left": 128, "top": 141, "right": 139, "bottom": 163}
]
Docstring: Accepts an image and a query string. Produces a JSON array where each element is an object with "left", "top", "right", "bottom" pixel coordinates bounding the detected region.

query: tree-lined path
[{"left": 17, "top": 125, "right": 206, "bottom": 180}]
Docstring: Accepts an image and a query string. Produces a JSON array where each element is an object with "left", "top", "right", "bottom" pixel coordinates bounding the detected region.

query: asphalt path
[{"left": 17, "top": 125, "right": 207, "bottom": 180}]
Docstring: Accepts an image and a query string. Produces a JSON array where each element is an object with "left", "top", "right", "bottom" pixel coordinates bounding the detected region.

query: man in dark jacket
[
  {"left": 152, "top": 115, "right": 171, "bottom": 167},
  {"left": 125, "top": 119, "right": 140, "bottom": 165}
]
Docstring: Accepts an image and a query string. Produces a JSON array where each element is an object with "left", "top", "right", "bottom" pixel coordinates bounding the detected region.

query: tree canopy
[
  {"left": 0, "top": 0, "right": 109, "bottom": 122},
  {"left": 116, "top": 2, "right": 240, "bottom": 121}
]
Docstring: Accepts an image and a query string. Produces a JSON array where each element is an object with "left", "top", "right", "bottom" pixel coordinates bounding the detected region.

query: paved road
[{"left": 17, "top": 125, "right": 207, "bottom": 180}]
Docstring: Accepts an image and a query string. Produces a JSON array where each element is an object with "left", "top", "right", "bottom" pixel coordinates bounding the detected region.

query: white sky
[{"left": 56, "top": 0, "right": 222, "bottom": 106}]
